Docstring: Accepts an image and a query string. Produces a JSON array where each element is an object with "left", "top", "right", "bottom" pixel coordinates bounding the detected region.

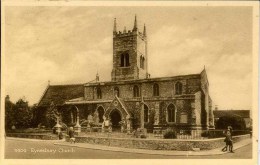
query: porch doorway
[{"left": 110, "top": 109, "right": 121, "bottom": 131}]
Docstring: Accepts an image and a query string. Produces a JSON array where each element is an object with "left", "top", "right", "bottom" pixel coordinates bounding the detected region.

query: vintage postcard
[{"left": 1, "top": 1, "right": 259, "bottom": 165}]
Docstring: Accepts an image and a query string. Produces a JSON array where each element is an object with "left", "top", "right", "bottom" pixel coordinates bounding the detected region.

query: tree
[
  {"left": 14, "top": 98, "right": 32, "bottom": 129},
  {"left": 30, "top": 104, "right": 40, "bottom": 127},
  {"left": 45, "top": 102, "right": 61, "bottom": 128},
  {"left": 216, "top": 116, "right": 246, "bottom": 130},
  {"left": 5, "top": 95, "right": 15, "bottom": 130}
]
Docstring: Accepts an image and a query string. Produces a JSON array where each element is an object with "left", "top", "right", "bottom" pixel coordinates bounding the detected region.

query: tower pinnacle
[
  {"left": 133, "top": 15, "right": 137, "bottom": 31},
  {"left": 96, "top": 72, "right": 99, "bottom": 82},
  {"left": 143, "top": 24, "right": 146, "bottom": 37},
  {"left": 113, "top": 18, "right": 117, "bottom": 33}
]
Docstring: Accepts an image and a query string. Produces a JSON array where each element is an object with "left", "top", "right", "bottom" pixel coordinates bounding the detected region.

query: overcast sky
[{"left": 4, "top": 6, "right": 252, "bottom": 109}]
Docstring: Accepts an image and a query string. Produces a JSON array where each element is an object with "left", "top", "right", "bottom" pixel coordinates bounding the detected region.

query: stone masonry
[{"left": 40, "top": 16, "right": 215, "bottom": 135}]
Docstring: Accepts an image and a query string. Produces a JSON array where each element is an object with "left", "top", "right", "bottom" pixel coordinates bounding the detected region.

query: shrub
[
  {"left": 163, "top": 129, "right": 177, "bottom": 139},
  {"left": 216, "top": 116, "right": 246, "bottom": 130},
  {"left": 140, "top": 134, "right": 147, "bottom": 139},
  {"left": 201, "top": 131, "right": 208, "bottom": 137},
  {"left": 92, "top": 127, "right": 99, "bottom": 132}
]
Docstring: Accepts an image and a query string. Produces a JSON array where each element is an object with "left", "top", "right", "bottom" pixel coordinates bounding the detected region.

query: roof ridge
[
  {"left": 49, "top": 83, "right": 84, "bottom": 87},
  {"left": 37, "top": 84, "right": 84, "bottom": 107},
  {"left": 85, "top": 73, "right": 201, "bottom": 84},
  {"left": 37, "top": 84, "right": 50, "bottom": 106},
  {"left": 114, "top": 96, "right": 130, "bottom": 116}
]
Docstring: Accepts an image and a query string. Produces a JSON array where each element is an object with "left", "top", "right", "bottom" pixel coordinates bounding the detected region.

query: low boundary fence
[{"left": 66, "top": 134, "right": 251, "bottom": 151}]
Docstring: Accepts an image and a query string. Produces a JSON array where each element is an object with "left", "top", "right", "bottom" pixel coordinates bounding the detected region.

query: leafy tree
[
  {"left": 216, "top": 116, "right": 246, "bottom": 130},
  {"left": 30, "top": 104, "right": 40, "bottom": 127},
  {"left": 45, "top": 102, "right": 61, "bottom": 128},
  {"left": 5, "top": 95, "right": 15, "bottom": 130},
  {"left": 14, "top": 98, "right": 32, "bottom": 129}
]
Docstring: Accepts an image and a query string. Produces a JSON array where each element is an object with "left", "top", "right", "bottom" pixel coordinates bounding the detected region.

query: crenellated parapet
[
  {"left": 113, "top": 30, "right": 146, "bottom": 40},
  {"left": 113, "top": 15, "right": 147, "bottom": 40}
]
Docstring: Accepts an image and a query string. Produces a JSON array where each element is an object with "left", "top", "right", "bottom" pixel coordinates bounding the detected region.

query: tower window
[
  {"left": 140, "top": 56, "right": 145, "bottom": 69},
  {"left": 167, "top": 104, "right": 176, "bottom": 122},
  {"left": 97, "top": 87, "right": 102, "bottom": 99},
  {"left": 120, "top": 54, "right": 124, "bottom": 67},
  {"left": 133, "top": 85, "right": 140, "bottom": 97},
  {"left": 125, "top": 53, "right": 129, "bottom": 66},
  {"left": 153, "top": 83, "right": 159, "bottom": 96},
  {"left": 175, "top": 82, "right": 183, "bottom": 95},
  {"left": 114, "top": 87, "right": 120, "bottom": 97},
  {"left": 120, "top": 53, "right": 130, "bottom": 67}
]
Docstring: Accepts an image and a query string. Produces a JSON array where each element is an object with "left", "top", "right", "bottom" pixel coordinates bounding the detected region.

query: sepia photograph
[{"left": 1, "top": 1, "right": 258, "bottom": 165}]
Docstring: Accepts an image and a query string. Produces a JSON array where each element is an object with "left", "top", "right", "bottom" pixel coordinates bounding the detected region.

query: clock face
[{"left": 114, "top": 101, "right": 118, "bottom": 106}]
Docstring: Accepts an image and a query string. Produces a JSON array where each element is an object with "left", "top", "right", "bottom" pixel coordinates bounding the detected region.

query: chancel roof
[
  {"left": 213, "top": 110, "right": 250, "bottom": 118},
  {"left": 37, "top": 84, "right": 84, "bottom": 107}
]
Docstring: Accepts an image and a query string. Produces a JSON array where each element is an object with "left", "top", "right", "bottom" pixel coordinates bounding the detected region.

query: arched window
[
  {"left": 140, "top": 56, "right": 142, "bottom": 68},
  {"left": 114, "top": 87, "right": 120, "bottom": 97},
  {"left": 133, "top": 85, "right": 140, "bottom": 97},
  {"left": 140, "top": 56, "right": 145, "bottom": 69},
  {"left": 125, "top": 53, "right": 129, "bottom": 66},
  {"left": 97, "top": 87, "right": 102, "bottom": 99},
  {"left": 142, "top": 57, "right": 145, "bottom": 69},
  {"left": 144, "top": 104, "right": 149, "bottom": 122},
  {"left": 120, "top": 53, "right": 130, "bottom": 67},
  {"left": 175, "top": 82, "right": 183, "bottom": 95},
  {"left": 120, "top": 54, "right": 125, "bottom": 67},
  {"left": 153, "top": 83, "right": 159, "bottom": 96},
  {"left": 167, "top": 104, "right": 176, "bottom": 122},
  {"left": 97, "top": 106, "right": 105, "bottom": 123}
]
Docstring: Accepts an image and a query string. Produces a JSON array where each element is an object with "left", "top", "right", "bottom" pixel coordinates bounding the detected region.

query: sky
[{"left": 4, "top": 6, "right": 253, "bottom": 110}]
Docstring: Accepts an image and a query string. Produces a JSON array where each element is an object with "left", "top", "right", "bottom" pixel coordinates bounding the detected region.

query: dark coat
[{"left": 68, "top": 130, "right": 75, "bottom": 138}]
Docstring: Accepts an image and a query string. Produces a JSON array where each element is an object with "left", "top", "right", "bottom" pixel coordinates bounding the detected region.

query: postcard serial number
[{"left": 14, "top": 149, "right": 27, "bottom": 152}]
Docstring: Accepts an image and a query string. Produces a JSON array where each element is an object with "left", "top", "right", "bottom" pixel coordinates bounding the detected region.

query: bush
[
  {"left": 163, "top": 129, "right": 177, "bottom": 139},
  {"left": 140, "top": 134, "right": 147, "bottom": 139},
  {"left": 216, "top": 116, "right": 246, "bottom": 130},
  {"left": 200, "top": 130, "right": 250, "bottom": 139},
  {"left": 92, "top": 127, "right": 99, "bottom": 132},
  {"left": 201, "top": 131, "right": 208, "bottom": 137},
  {"left": 8, "top": 128, "right": 52, "bottom": 134}
]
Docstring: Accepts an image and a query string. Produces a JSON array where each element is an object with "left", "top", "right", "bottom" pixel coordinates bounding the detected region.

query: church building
[{"left": 37, "top": 16, "right": 215, "bottom": 135}]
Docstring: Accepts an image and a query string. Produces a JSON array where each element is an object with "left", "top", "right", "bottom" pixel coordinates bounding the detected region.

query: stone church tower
[{"left": 111, "top": 16, "right": 148, "bottom": 81}]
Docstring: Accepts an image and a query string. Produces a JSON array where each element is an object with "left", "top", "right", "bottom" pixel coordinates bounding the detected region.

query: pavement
[
  {"left": 6, "top": 137, "right": 252, "bottom": 156},
  {"left": 52, "top": 138, "right": 252, "bottom": 156}
]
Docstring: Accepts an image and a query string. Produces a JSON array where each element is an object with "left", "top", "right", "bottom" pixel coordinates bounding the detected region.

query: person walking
[
  {"left": 222, "top": 128, "right": 234, "bottom": 153},
  {"left": 227, "top": 126, "right": 234, "bottom": 153},
  {"left": 222, "top": 130, "right": 230, "bottom": 152}
]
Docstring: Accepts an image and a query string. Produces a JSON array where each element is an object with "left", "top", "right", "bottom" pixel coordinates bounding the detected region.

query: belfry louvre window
[
  {"left": 175, "top": 82, "right": 183, "bottom": 95},
  {"left": 133, "top": 85, "right": 140, "bottom": 97},
  {"left": 120, "top": 53, "right": 130, "bottom": 67},
  {"left": 153, "top": 83, "right": 159, "bottom": 96},
  {"left": 167, "top": 104, "right": 176, "bottom": 122},
  {"left": 97, "top": 87, "right": 102, "bottom": 99},
  {"left": 140, "top": 56, "right": 145, "bottom": 69}
]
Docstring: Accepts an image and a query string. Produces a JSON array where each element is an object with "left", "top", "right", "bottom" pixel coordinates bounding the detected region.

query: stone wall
[
  {"left": 69, "top": 134, "right": 250, "bottom": 151},
  {"left": 77, "top": 74, "right": 206, "bottom": 131},
  {"left": 84, "top": 76, "right": 201, "bottom": 100},
  {"left": 7, "top": 133, "right": 59, "bottom": 140}
]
